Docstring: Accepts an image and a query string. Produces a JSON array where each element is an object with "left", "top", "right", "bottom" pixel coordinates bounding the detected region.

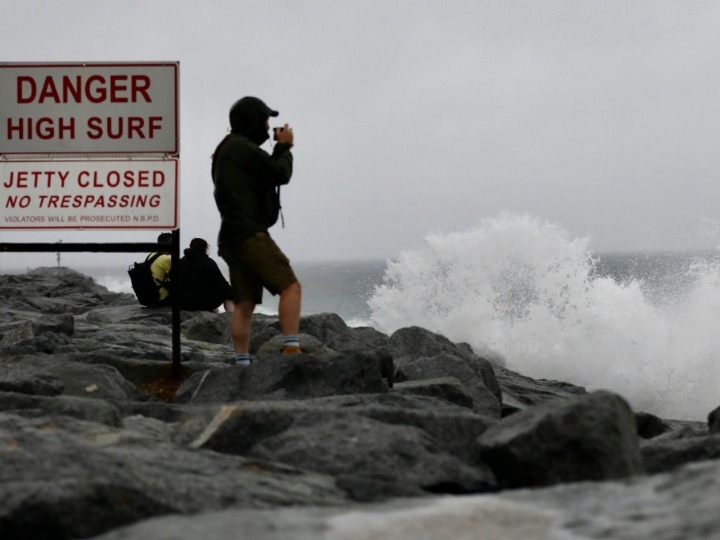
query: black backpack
[{"left": 128, "top": 253, "right": 165, "bottom": 307}]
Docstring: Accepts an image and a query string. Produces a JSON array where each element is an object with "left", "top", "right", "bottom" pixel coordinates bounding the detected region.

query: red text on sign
[
  {"left": 86, "top": 116, "right": 162, "bottom": 139},
  {"left": 5, "top": 116, "right": 163, "bottom": 140},
  {"left": 77, "top": 169, "right": 166, "bottom": 188},
  {"left": 16, "top": 75, "right": 152, "bottom": 104},
  {"left": 6, "top": 117, "right": 75, "bottom": 140},
  {"left": 3, "top": 170, "right": 69, "bottom": 189},
  {"left": 33, "top": 194, "right": 162, "bottom": 208}
]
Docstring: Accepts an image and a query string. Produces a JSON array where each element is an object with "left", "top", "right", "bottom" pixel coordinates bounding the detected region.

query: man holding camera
[{"left": 211, "top": 96, "right": 302, "bottom": 365}]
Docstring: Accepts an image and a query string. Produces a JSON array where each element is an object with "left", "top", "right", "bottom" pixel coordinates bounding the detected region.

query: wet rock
[
  {"left": 392, "top": 377, "right": 475, "bottom": 410},
  {"left": 641, "top": 432, "right": 720, "bottom": 474},
  {"left": 0, "top": 363, "right": 65, "bottom": 396},
  {"left": 477, "top": 390, "right": 643, "bottom": 488},
  {"left": 1, "top": 267, "right": 719, "bottom": 539},
  {"left": 494, "top": 364, "right": 587, "bottom": 414},
  {"left": 390, "top": 326, "right": 502, "bottom": 417},
  {"left": 0, "top": 412, "right": 344, "bottom": 540},
  {"left": 175, "top": 349, "right": 392, "bottom": 404},
  {"left": 184, "top": 399, "right": 496, "bottom": 500},
  {"left": 708, "top": 405, "right": 720, "bottom": 434},
  {"left": 635, "top": 410, "right": 672, "bottom": 439}
]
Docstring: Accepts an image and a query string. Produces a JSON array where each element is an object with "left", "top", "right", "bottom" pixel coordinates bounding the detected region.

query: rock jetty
[{"left": 0, "top": 267, "right": 718, "bottom": 539}]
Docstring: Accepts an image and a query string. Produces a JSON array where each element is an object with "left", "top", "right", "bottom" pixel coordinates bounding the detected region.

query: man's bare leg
[
  {"left": 231, "top": 300, "right": 256, "bottom": 355},
  {"left": 279, "top": 281, "right": 302, "bottom": 354}
]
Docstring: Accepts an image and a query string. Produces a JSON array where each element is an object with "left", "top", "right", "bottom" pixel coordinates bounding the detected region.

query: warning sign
[
  {"left": 0, "top": 62, "right": 178, "bottom": 155},
  {"left": 0, "top": 159, "right": 178, "bottom": 229}
]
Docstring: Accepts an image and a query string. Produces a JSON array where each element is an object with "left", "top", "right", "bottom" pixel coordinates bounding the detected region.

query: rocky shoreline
[{"left": 1, "top": 267, "right": 719, "bottom": 539}]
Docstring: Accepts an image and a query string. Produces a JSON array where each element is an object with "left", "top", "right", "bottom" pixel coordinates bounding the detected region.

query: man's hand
[{"left": 274, "top": 123, "right": 294, "bottom": 147}]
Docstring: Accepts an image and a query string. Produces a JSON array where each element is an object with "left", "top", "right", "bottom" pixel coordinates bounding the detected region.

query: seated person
[
  {"left": 178, "top": 238, "right": 234, "bottom": 312},
  {"left": 150, "top": 232, "right": 173, "bottom": 307}
]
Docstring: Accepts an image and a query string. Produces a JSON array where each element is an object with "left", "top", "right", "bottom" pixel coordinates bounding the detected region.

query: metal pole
[
  {"left": 0, "top": 242, "right": 167, "bottom": 253},
  {"left": 171, "top": 229, "right": 182, "bottom": 376}
]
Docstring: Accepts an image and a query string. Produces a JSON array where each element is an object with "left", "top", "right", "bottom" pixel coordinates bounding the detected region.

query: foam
[{"left": 369, "top": 213, "right": 720, "bottom": 421}]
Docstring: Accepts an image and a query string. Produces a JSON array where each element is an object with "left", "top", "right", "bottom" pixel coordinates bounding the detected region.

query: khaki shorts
[{"left": 219, "top": 232, "right": 298, "bottom": 304}]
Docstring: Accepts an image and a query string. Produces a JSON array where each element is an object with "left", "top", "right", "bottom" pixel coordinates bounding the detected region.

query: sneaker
[{"left": 282, "top": 345, "right": 302, "bottom": 356}]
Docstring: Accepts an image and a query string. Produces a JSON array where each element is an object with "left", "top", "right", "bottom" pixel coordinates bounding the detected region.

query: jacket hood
[
  {"left": 229, "top": 96, "right": 278, "bottom": 145},
  {"left": 183, "top": 247, "right": 208, "bottom": 259}
]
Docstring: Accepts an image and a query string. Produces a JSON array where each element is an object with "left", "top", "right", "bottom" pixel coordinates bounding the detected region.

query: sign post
[{"left": 0, "top": 61, "right": 182, "bottom": 376}]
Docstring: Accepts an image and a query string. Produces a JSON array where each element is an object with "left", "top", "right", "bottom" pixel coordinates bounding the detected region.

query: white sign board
[
  {"left": 0, "top": 62, "right": 178, "bottom": 155},
  {"left": 0, "top": 159, "right": 178, "bottom": 229}
]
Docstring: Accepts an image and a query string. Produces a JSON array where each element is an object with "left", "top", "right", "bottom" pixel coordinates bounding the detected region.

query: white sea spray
[{"left": 369, "top": 213, "right": 720, "bottom": 421}]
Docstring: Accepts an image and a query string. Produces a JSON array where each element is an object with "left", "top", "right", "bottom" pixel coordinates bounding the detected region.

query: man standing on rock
[{"left": 211, "top": 96, "right": 302, "bottom": 365}]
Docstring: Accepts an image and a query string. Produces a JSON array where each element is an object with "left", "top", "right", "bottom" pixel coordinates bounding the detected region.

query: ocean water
[{"left": 6, "top": 213, "right": 720, "bottom": 421}]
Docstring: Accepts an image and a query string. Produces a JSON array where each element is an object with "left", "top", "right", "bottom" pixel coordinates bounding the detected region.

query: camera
[{"left": 272, "top": 127, "right": 284, "bottom": 141}]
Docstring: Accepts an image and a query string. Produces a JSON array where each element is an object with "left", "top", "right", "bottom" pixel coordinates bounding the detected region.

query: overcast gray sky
[{"left": 2, "top": 0, "right": 720, "bottom": 269}]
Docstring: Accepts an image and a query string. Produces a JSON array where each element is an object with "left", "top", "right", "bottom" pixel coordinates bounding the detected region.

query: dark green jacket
[{"left": 212, "top": 133, "right": 293, "bottom": 247}]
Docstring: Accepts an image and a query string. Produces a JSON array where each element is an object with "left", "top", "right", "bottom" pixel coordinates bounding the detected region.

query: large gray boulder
[
  {"left": 254, "top": 312, "right": 391, "bottom": 353},
  {"left": 1, "top": 356, "right": 145, "bottom": 401},
  {"left": 397, "top": 354, "right": 501, "bottom": 417},
  {"left": 0, "top": 391, "right": 122, "bottom": 426},
  {"left": 392, "top": 377, "right": 475, "bottom": 410},
  {"left": 494, "top": 364, "right": 587, "bottom": 414},
  {"left": 0, "top": 362, "right": 65, "bottom": 396},
  {"left": 708, "top": 405, "right": 720, "bottom": 434},
  {"left": 389, "top": 326, "right": 502, "bottom": 417},
  {"left": 175, "top": 350, "right": 393, "bottom": 404},
  {"left": 476, "top": 390, "right": 643, "bottom": 488},
  {"left": 642, "top": 432, "right": 720, "bottom": 473},
  {"left": 185, "top": 399, "right": 496, "bottom": 500},
  {"left": 0, "top": 412, "right": 345, "bottom": 540}
]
